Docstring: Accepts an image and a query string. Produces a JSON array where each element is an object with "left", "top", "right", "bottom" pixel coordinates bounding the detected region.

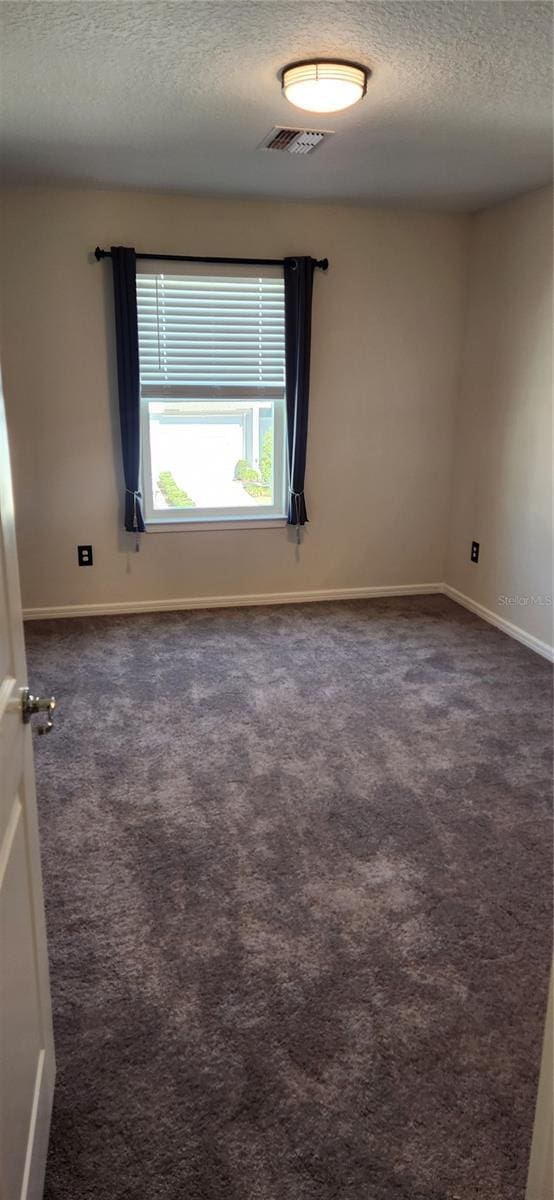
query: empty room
[{"left": 0, "top": 2, "right": 552, "bottom": 1199}]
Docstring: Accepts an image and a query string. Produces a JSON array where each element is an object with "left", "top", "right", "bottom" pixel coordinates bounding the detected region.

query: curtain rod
[{"left": 94, "top": 246, "right": 329, "bottom": 271}]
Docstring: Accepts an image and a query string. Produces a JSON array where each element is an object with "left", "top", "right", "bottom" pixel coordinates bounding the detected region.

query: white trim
[
  {"left": 20, "top": 1048, "right": 46, "bottom": 1200},
  {"left": 444, "top": 584, "right": 554, "bottom": 663},
  {"left": 141, "top": 385, "right": 284, "bottom": 400},
  {"left": 526, "top": 967, "right": 553, "bottom": 1200},
  {"left": 22, "top": 584, "right": 554, "bottom": 661},
  {"left": 145, "top": 517, "right": 287, "bottom": 533},
  {"left": 22, "top": 582, "right": 443, "bottom": 621}
]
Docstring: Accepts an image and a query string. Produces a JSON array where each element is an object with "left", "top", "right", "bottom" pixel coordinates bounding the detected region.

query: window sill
[{"left": 145, "top": 517, "right": 288, "bottom": 533}]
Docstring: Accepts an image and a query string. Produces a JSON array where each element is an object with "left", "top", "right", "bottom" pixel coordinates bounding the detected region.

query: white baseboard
[
  {"left": 22, "top": 582, "right": 554, "bottom": 663},
  {"left": 444, "top": 584, "right": 554, "bottom": 663},
  {"left": 22, "top": 582, "right": 443, "bottom": 622}
]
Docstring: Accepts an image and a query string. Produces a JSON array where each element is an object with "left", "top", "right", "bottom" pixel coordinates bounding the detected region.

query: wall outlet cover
[{"left": 77, "top": 545, "right": 93, "bottom": 566}]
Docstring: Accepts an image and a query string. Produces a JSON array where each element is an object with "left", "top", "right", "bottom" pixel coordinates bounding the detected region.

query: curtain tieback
[
  {"left": 289, "top": 488, "right": 304, "bottom": 543},
  {"left": 126, "top": 489, "right": 142, "bottom": 550}
]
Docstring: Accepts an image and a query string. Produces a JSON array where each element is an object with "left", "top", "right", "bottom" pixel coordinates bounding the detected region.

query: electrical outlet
[
  {"left": 470, "top": 541, "right": 480, "bottom": 563},
  {"left": 77, "top": 545, "right": 93, "bottom": 567}
]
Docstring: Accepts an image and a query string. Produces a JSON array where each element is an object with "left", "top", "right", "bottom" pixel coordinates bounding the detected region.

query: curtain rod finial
[
  {"left": 94, "top": 246, "right": 105, "bottom": 261},
  {"left": 317, "top": 257, "right": 329, "bottom": 271}
]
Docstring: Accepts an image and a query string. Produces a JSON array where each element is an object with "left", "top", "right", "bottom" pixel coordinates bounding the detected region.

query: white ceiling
[{"left": 1, "top": 1, "right": 552, "bottom": 211}]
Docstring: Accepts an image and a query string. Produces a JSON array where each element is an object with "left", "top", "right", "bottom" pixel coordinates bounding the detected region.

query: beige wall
[
  {"left": 0, "top": 186, "right": 468, "bottom": 612},
  {"left": 446, "top": 187, "right": 553, "bottom": 648}
]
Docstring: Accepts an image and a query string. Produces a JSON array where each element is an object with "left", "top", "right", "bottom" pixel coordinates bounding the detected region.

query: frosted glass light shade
[{"left": 282, "top": 61, "right": 368, "bottom": 114}]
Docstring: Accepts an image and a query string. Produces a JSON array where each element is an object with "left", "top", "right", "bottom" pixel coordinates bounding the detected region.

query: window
[{"left": 137, "top": 267, "right": 286, "bottom": 524}]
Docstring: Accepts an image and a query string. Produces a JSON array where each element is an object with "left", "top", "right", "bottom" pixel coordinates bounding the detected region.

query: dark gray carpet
[{"left": 25, "top": 595, "right": 552, "bottom": 1200}]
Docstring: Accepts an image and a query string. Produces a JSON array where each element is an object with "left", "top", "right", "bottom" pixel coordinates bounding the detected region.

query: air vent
[{"left": 258, "top": 127, "right": 333, "bottom": 155}]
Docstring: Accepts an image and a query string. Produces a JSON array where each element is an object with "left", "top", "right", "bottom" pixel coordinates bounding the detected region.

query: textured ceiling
[{"left": 0, "top": 1, "right": 552, "bottom": 210}]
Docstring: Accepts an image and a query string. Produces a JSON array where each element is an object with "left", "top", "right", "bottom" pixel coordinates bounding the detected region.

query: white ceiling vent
[{"left": 258, "top": 127, "right": 333, "bottom": 155}]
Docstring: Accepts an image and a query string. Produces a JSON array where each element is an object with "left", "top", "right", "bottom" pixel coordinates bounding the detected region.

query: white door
[
  {"left": 0, "top": 367, "right": 55, "bottom": 1199},
  {"left": 526, "top": 968, "right": 553, "bottom": 1200}
]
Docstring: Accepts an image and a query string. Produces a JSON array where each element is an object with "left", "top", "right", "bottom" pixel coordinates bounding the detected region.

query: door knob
[{"left": 21, "top": 688, "right": 56, "bottom": 735}]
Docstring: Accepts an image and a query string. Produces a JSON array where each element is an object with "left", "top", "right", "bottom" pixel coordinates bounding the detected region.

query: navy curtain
[
  {"left": 284, "top": 256, "right": 316, "bottom": 530},
  {"left": 110, "top": 246, "right": 145, "bottom": 535}
]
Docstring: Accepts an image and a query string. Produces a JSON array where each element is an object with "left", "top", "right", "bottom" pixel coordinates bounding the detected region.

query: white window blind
[{"left": 137, "top": 273, "right": 285, "bottom": 395}]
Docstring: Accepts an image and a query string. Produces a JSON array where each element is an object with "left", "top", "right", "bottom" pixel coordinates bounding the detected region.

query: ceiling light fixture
[{"left": 281, "top": 59, "right": 370, "bottom": 114}]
